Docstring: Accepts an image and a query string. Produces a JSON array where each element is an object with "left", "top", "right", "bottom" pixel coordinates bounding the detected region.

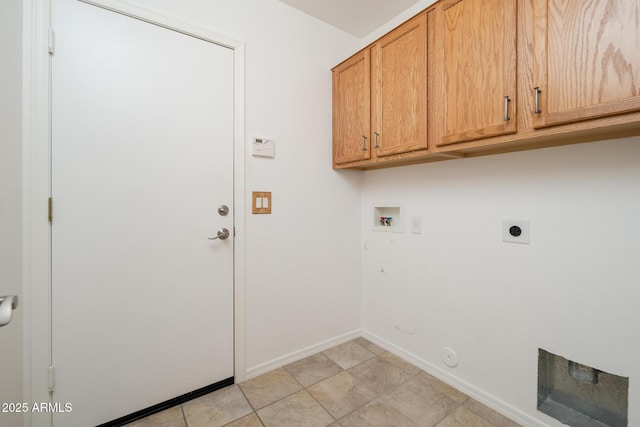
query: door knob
[
  {"left": 208, "top": 228, "right": 230, "bottom": 240},
  {"left": 0, "top": 295, "right": 18, "bottom": 327}
]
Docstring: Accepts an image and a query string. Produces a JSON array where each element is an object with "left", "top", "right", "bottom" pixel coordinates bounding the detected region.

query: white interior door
[
  {"left": 0, "top": 288, "right": 21, "bottom": 427},
  {"left": 51, "top": 1, "right": 234, "bottom": 425},
  {"left": 0, "top": 0, "right": 24, "bottom": 425}
]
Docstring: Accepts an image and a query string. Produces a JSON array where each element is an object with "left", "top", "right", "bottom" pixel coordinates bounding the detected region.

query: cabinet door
[
  {"left": 371, "top": 13, "right": 428, "bottom": 157},
  {"left": 533, "top": 0, "right": 640, "bottom": 128},
  {"left": 332, "top": 50, "right": 371, "bottom": 166},
  {"left": 438, "top": 0, "right": 517, "bottom": 146}
]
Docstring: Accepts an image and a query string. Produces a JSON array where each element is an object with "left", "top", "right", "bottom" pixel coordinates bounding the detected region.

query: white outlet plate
[{"left": 502, "top": 219, "right": 530, "bottom": 244}]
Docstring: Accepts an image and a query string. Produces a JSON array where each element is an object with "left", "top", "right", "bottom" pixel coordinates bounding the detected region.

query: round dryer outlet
[{"left": 441, "top": 347, "right": 459, "bottom": 367}]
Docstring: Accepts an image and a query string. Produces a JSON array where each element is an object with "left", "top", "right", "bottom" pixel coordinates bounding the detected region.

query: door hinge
[
  {"left": 48, "top": 197, "right": 53, "bottom": 223},
  {"left": 48, "top": 366, "right": 56, "bottom": 392},
  {"left": 48, "top": 28, "right": 55, "bottom": 55}
]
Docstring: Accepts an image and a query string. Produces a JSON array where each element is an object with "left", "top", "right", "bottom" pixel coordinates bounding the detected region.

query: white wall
[
  {"left": 113, "top": 0, "right": 364, "bottom": 375},
  {"left": 361, "top": 137, "right": 640, "bottom": 426},
  {"left": 0, "top": 0, "right": 24, "bottom": 426},
  {"left": 15, "top": 1, "right": 640, "bottom": 425},
  {"left": 360, "top": 0, "right": 436, "bottom": 46}
]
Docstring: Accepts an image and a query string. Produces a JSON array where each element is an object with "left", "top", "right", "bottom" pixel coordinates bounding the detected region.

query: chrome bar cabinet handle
[
  {"left": 504, "top": 96, "right": 511, "bottom": 121},
  {"left": 534, "top": 87, "right": 542, "bottom": 114}
]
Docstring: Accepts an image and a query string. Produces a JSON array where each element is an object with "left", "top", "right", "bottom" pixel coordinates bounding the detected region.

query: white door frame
[{"left": 22, "top": 1, "right": 246, "bottom": 426}]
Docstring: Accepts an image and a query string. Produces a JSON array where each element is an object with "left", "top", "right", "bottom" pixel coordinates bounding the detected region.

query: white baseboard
[
  {"left": 245, "top": 329, "right": 362, "bottom": 380},
  {"left": 361, "top": 330, "right": 549, "bottom": 427}
]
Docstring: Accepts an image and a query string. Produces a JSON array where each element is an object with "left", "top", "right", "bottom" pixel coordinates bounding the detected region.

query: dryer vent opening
[{"left": 537, "top": 349, "right": 628, "bottom": 427}]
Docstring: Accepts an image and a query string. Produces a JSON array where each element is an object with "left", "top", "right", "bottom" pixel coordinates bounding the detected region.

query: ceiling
[{"left": 276, "top": 0, "right": 424, "bottom": 38}]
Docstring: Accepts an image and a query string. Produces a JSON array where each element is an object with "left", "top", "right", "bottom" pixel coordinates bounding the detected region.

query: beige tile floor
[{"left": 125, "top": 338, "right": 521, "bottom": 427}]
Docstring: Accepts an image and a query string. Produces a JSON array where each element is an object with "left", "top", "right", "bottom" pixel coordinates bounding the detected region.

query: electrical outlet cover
[{"left": 502, "top": 220, "right": 530, "bottom": 244}]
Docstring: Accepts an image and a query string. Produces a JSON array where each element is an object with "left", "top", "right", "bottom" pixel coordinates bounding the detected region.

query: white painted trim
[
  {"left": 362, "top": 330, "right": 546, "bottom": 427},
  {"left": 23, "top": 0, "right": 53, "bottom": 426},
  {"left": 233, "top": 42, "right": 247, "bottom": 383},
  {"left": 245, "top": 329, "right": 362, "bottom": 380},
  {"left": 24, "top": 2, "right": 247, "bottom": 426},
  {"left": 78, "top": 0, "right": 241, "bottom": 49}
]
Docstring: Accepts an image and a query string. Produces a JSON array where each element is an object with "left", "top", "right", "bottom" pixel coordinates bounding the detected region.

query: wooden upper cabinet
[
  {"left": 533, "top": 0, "right": 640, "bottom": 128},
  {"left": 437, "top": 0, "right": 517, "bottom": 146},
  {"left": 371, "top": 13, "right": 428, "bottom": 157},
  {"left": 332, "top": 50, "right": 371, "bottom": 166},
  {"left": 331, "top": 0, "right": 640, "bottom": 170}
]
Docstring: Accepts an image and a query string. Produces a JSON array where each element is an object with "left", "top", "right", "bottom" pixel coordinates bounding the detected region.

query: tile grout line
[
  {"left": 297, "top": 373, "right": 340, "bottom": 425},
  {"left": 179, "top": 403, "right": 188, "bottom": 427},
  {"left": 236, "top": 369, "right": 315, "bottom": 425},
  {"left": 334, "top": 348, "right": 470, "bottom": 426},
  {"left": 241, "top": 343, "right": 378, "bottom": 426},
  {"left": 306, "top": 350, "right": 424, "bottom": 425},
  {"left": 328, "top": 342, "right": 415, "bottom": 423},
  {"left": 234, "top": 383, "right": 265, "bottom": 426},
  {"left": 299, "top": 387, "right": 337, "bottom": 425},
  {"left": 227, "top": 342, "right": 372, "bottom": 426},
  {"left": 430, "top": 395, "right": 469, "bottom": 427},
  {"left": 340, "top": 357, "right": 421, "bottom": 426},
  {"left": 284, "top": 368, "right": 337, "bottom": 424},
  {"left": 310, "top": 344, "right": 379, "bottom": 424}
]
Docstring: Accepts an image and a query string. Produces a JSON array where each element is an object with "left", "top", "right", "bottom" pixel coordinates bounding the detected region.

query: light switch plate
[{"left": 252, "top": 192, "right": 272, "bottom": 214}]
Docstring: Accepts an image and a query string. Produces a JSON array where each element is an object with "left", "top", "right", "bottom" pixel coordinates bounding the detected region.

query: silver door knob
[
  {"left": 208, "top": 228, "right": 230, "bottom": 240},
  {"left": 0, "top": 295, "right": 18, "bottom": 327}
]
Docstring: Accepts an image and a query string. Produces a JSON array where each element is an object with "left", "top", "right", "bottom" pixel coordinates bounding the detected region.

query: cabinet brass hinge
[{"left": 48, "top": 198, "right": 53, "bottom": 223}]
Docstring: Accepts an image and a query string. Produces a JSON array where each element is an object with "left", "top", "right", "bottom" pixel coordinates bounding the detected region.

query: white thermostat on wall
[{"left": 252, "top": 137, "right": 275, "bottom": 157}]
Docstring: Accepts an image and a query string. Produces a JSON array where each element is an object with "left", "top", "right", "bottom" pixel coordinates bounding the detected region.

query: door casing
[{"left": 22, "top": 1, "right": 246, "bottom": 426}]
